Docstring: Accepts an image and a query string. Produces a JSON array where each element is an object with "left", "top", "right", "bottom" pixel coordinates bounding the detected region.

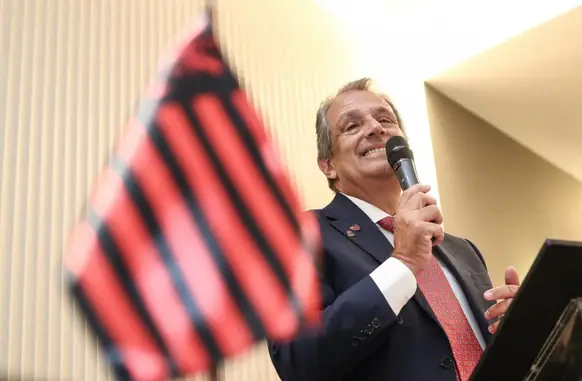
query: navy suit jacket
[{"left": 268, "top": 193, "right": 496, "bottom": 381}]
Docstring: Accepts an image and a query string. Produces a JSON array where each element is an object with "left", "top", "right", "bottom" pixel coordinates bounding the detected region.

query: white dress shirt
[{"left": 343, "top": 194, "right": 486, "bottom": 349}]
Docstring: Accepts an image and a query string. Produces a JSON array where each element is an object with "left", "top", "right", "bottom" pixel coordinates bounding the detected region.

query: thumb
[{"left": 505, "top": 266, "right": 520, "bottom": 286}]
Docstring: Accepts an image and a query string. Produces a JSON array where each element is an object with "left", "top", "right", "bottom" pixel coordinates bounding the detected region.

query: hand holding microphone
[{"left": 385, "top": 136, "right": 444, "bottom": 276}]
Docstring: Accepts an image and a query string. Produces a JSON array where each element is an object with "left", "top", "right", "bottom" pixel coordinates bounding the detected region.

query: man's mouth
[{"left": 363, "top": 147, "right": 386, "bottom": 157}]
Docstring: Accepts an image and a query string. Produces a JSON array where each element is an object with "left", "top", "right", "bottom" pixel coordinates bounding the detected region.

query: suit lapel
[{"left": 322, "top": 193, "right": 393, "bottom": 264}]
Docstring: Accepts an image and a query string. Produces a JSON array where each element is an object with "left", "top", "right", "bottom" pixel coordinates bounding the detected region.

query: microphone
[
  {"left": 386, "top": 136, "right": 441, "bottom": 243},
  {"left": 385, "top": 136, "right": 419, "bottom": 190}
]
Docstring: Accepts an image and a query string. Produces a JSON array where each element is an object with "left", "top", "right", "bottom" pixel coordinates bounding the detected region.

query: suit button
[{"left": 440, "top": 356, "right": 454, "bottom": 369}]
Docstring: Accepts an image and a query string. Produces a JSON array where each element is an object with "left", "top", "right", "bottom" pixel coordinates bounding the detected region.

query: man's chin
[{"left": 364, "top": 164, "right": 395, "bottom": 180}]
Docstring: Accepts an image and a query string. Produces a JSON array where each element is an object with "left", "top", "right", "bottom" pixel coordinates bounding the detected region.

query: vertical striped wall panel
[{"left": 0, "top": 0, "right": 358, "bottom": 380}]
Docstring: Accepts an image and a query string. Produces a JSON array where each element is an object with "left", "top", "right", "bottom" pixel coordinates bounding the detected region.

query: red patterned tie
[{"left": 378, "top": 216, "right": 482, "bottom": 381}]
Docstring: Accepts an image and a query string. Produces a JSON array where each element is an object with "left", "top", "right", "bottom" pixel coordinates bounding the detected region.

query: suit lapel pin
[
  {"left": 346, "top": 229, "right": 356, "bottom": 238},
  {"left": 349, "top": 224, "right": 360, "bottom": 231}
]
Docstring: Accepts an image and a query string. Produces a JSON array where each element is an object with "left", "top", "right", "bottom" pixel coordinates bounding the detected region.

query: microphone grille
[{"left": 385, "top": 136, "right": 414, "bottom": 168}]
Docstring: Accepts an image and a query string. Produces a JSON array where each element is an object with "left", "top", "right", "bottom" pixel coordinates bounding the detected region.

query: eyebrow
[
  {"left": 371, "top": 105, "right": 395, "bottom": 117},
  {"left": 337, "top": 105, "right": 395, "bottom": 126},
  {"left": 337, "top": 110, "right": 362, "bottom": 126}
]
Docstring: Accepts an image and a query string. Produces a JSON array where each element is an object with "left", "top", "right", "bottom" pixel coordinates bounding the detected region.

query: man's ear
[{"left": 318, "top": 157, "right": 337, "bottom": 182}]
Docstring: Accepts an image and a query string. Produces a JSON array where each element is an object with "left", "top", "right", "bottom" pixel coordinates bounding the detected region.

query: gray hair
[{"left": 315, "top": 77, "right": 405, "bottom": 191}]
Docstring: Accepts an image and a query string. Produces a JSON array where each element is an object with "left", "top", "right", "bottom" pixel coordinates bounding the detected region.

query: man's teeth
[{"left": 364, "top": 148, "right": 385, "bottom": 157}]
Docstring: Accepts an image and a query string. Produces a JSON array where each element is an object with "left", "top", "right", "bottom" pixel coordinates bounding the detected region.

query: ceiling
[{"left": 428, "top": 5, "right": 582, "bottom": 183}]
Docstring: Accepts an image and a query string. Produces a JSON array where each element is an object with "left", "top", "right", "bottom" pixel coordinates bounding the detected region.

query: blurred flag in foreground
[{"left": 65, "top": 10, "right": 321, "bottom": 381}]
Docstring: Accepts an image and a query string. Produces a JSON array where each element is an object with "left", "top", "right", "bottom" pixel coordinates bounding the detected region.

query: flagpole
[
  {"left": 202, "top": 2, "right": 220, "bottom": 380},
  {"left": 205, "top": 3, "right": 219, "bottom": 381},
  {"left": 209, "top": 364, "right": 220, "bottom": 381}
]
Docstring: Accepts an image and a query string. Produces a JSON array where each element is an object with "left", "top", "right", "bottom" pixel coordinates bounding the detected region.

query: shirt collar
[{"left": 341, "top": 193, "right": 392, "bottom": 223}]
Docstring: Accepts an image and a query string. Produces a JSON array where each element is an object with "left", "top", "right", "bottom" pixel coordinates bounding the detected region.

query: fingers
[
  {"left": 485, "top": 267, "right": 521, "bottom": 301},
  {"left": 403, "top": 184, "right": 431, "bottom": 197},
  {"left": 484, "top": 299, "right": 511, "bottom": 320},
  {"left": 416, "top": 205, "right": 444, "bottom": 244},
  {"left": 484, "top": 268, "right": 521, "bottom": 335},
  {"left": 488, "top": 320, "right": 500, "bottom": 334},
  {"left": 431, "top": 230, "right": 445, "bottom": 246},
  {"left": 407, "top": 190, "right": 436, "bottom": 208},
  {"left": 408, "top": 193, "right": 437, "bottom": 209},
  {"left": 486, "top": 300, "right": 512, "bottom": 334},
  {"left": 484, "top": 284, "right": 519, "bottom": 301},
  {"left": 505, "top": 266, "right": 520, "bottom": 286},
  {"left": 399, "top": 184, "right": 432, "bottom": 206},
  {"left": 422, "top": 222, "right": 444, "bottom": 245},
  {"left": 417, "top": 205, "right": 443, "bottom": 225},
  {"left": 422, "top": 193, "right": 438, "bottom": 207},
  {"left": 396, "top": 183, "right": 444, "bottom": 246}
]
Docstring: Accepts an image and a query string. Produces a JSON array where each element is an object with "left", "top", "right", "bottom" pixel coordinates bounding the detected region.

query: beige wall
[
  {"left": 0, "top": 0, "right": 352, "bottom": 379},
  {"left": 426, "top": 85, "right": 582, "bottom": 286}
]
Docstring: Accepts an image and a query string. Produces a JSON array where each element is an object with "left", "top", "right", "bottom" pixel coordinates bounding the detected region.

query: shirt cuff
[{"left": 369, "top": 257, "right": 417, "bottom": 316}]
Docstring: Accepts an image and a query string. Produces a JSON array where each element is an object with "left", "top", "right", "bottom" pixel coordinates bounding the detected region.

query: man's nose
[{"left": 364, "top": 118, "right": 385, "bottom": 137}]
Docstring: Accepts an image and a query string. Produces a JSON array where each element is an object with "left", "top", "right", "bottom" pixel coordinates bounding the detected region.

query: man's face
[{"left": 320, "top": 90, "right": 403, "bottom": 192}]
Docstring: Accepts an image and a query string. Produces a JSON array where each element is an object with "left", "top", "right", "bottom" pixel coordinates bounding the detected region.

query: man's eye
[{"left": 378, "top": 117, "right": 394, "bottom": 124}]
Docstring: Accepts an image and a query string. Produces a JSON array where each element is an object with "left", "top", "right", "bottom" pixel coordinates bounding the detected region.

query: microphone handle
[
  {"left": 394, "top": 158, "right": 438, "bottom": 243},
  {"left": 394, "top": 159, "right": 420, "bottom": 190}
]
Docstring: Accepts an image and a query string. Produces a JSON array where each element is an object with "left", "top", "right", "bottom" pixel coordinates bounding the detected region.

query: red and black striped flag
[{"left": 65, "top": 11, "right": 321, "bottom": 381}]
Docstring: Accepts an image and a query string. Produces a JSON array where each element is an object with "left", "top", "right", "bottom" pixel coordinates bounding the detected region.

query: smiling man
[{"left": 267, "top": 78, "right": 521, "bottom": 381}]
